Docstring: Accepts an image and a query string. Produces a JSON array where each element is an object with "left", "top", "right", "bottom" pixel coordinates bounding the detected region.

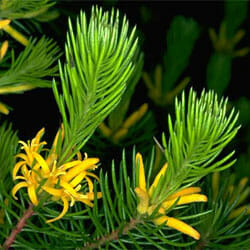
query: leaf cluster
[
  {"left": 162, "top": 89, "right": 240, "bottom": 194},
  {"left": 0, "top": 0, "right": 56, "bottom": 20},
  {"left": 0, "top": 37, "right": 60, "bottom": 92},
  {"left": 53, "top": 6, "right": 139, "bottom": 164}
]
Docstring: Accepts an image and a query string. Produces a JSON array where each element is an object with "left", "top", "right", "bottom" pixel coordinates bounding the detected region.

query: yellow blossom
[
  {"left": 0, "top": 101, "right": 9, "bottom": 115},
  {"left": 12, "top": 127, "right": 102, "bottom": 223},
  {"left": 0, "top": 19, "right": 29, "bottom": 46},
  {"left": 99, "top": 103, "right": 148, "bottom": 143},
  {"left": 0, "top": 40, "right": 8, "bottom": 60},
  {"left": 134, "top": 152, "right": 207, "bottom": 240}
]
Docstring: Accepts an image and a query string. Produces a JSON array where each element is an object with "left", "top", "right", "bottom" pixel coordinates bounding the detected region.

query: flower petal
[
  {"left": 153, "top": 215, "right": 200, "bottom": 240},
  {"left": 15, "top": 153, "right": 29, "bottom": 162},
  {"left": 12, "top": 161, "right": 26, "bottom": 180},
  {"left": 148, "top": 163, "right": 168, "bottom": 197},
  {"left": 85, "top": 176, "right": 94, "bottom": 193},
  {"left": 12, "top": 182, "right": 28, "bottom": 200},
  {"left": 46, "top": 196, "right": 69, "bottom": 223},
  {"left": 70, "top": 171, "right": 86, "bottom": 187},
  {"left": 135, "top": 153, "right": 146, "bottom": 192},
  {"left": 33, "top": 152, "right": 50, "bottom": 174},
  {"left": 166, "top": 187, "right": 201, "bottom": 200},
  {"left": 162, "top": 194, "right": 207, "bottom": 210},
  {"left": 28, "top": 185, "right": 38, "bottom": 206},
  {"left": 78, "top": 197, "right": 94, "bottom": 207},
  {"left": 134, "top": 187, "right": 149, "bottom": 214},
  {"left": 63, "top": 158, "right": 99, "bottom": 182},
  {"left": 59, "top": 160, "right": 82, "bottom": 171},
  {"left": 0, "top": 40, "right": 8, "bottom": 60},
  {"left": 0, "top": 19, "right": 11, "bottom": 29},
  {"left": 228, "top": 204, "right": 250, "bottom": 220},
  {"left": 42, "top": 186, "right": 63, "bottom": 197},
  {"left": 60, "top": 180, "right": 79, "bottom": 197},
  {"left": 87, "top": 192, "right": 102, "bottom": 200},
  {"left": 86, "top": 172, "right": 100, "bottom": 181}
]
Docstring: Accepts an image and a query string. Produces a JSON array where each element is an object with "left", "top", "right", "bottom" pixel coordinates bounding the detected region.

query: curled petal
[
  {"left": 134, "top": 187, "right": 149, "bottom": 214},
  {"left": 60, "top": 180, "right": 79, "bottom": 197},
  {"left": 162, "top": 194, "right": 207, "bottom": 210},
  {"left": 15, "top": 153, "right": 29, "bottom": 162},
  {"left": 28, "top": 185, "right": 38, "bottom": 206},
  {"left": 13, "top": 161, "right": 26, "bottom": 180},
  {"left": 46, "top": 196, "right": 69, "bottom": 223},
  {"left": 86, "top": 172, "right": 100, "bottom": 181},
  {"left": 135, "top": 153, "right": 146, "bottom": 192},
  {"left": 153, "top": 215, "right": 200, "bottom": 240},
  {"left": 148, "top": 163, "right": 168, "bottom": 197},
  {"left": 167, "top": 187, "right": 202, "bottom": 200},
  {"left": 85, "top": 176, "right": 93, "bottom": 193},
  {"left": 33, "top": 152, "right": 50, "bottom": 174},
  {"left": 63, "top": 158, "right": 99, "bottom": 182},
  {"left": 34, "top": 128, "right": 45, "bottom": 143},
  {"left": 59, "top": 160, "right": 81, "bottom": 171},
  {"left": 70, "top": 171, "right": 86, "bottom": 187},
  {"left": 12, "top": 182, "right": 28, "bottom": 200}
]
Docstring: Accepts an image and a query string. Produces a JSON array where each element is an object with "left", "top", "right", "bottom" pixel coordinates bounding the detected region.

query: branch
[
  {"left": 3, "top": 203, "right": 34, "bottom": 250},
  {"left": 82, "top": 218, "right": 141, "bottom": 250}
]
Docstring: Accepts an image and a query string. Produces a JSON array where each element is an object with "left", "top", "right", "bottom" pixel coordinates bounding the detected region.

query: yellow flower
[
  {"left": 0, "top": 40, "right": 8, "bottom": 60},
  {"left": 99, "top": 103, "right": 148, "bottom": 143},
  {"left": 12, "top": 127, "right": 102, "bottom": 223},
  {"left": 0, "top": 19, "right": 29, "bottom": 46},
  {"left": 134, "top": 153, "right": 207, "bottom": 240}
]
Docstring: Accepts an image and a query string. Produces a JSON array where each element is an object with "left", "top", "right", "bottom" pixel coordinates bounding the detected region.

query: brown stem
[
  {"left": 196, "top": 240, "right": 205, "bottom": 250},
  {"left": 3, "top": 203, "right": 34, "bottom": 250},
  {"left": 82, "top": 218, "right": 141, "bottom": 250}
]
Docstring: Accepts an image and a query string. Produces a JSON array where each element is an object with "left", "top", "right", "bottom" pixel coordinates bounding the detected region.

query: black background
[{"left": 3, "top": 0, "right": 250, "bottom": 144}]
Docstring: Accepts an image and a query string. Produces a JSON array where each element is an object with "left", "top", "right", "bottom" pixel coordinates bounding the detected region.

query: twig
[
  {"left": 3, "top": 203, "right": 34, "bottom": 250},
  {"left": 82, "top": 218, "right": 141, "bottom": 250}
]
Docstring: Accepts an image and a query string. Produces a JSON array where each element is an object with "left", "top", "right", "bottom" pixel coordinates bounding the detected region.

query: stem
[
  {"left": 3, "top": 203, "right": 34, "bottom": 250},
  {"left": 82, "top": 218, "right": 141, "bottom": 250},
  {"left": 196, "top": 240, "right": 205, "bottom": 250}
]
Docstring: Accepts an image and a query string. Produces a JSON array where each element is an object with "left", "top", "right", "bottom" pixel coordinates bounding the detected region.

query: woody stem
[{"left": 3, "top": 203, "right": 34, "bottom": 250}]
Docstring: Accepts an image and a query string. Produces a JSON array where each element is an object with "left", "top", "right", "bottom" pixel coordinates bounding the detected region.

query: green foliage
[
  {"left": 0, "top": 2, "right": 249, "bottom": 250},
  {"left": 197, "top": 173, "right": 250, "bottom": 249},
  {"left": 0, "top": 122, "right": 18, "bottom": 183},
  {"left": 82, "top": 148, "right": 198, "bottom": 249},
  {"left": 162, "top": 89, "right": 240, "bottom": 189},
  {"left": 206, "top": 53, "right": 232, "bottom": 96},
  {"left": 107, "top": 50, "right": 144, "bottom": 131},
  {"left": 0, "top": 37, "right": 60, "bottom": 92},
  {"left": 224, "top": 0, "right": 248, "bottom": 39},
  {"left": 0, "top": 0, "right": 56, "bottom": 19},
  {"left": 163, "top": 16, "right": 200, "bottom": 92},
  {"left": 53, "top": 6, "right": 139, "bottom": 163}
]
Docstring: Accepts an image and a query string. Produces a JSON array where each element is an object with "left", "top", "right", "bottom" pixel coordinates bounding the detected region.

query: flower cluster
[
  {"left": 12, "top": 127, "right": 101, "bottom": 223},
  {"left": 134, "top": 153, "right": 207, "bottom": 240}
]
